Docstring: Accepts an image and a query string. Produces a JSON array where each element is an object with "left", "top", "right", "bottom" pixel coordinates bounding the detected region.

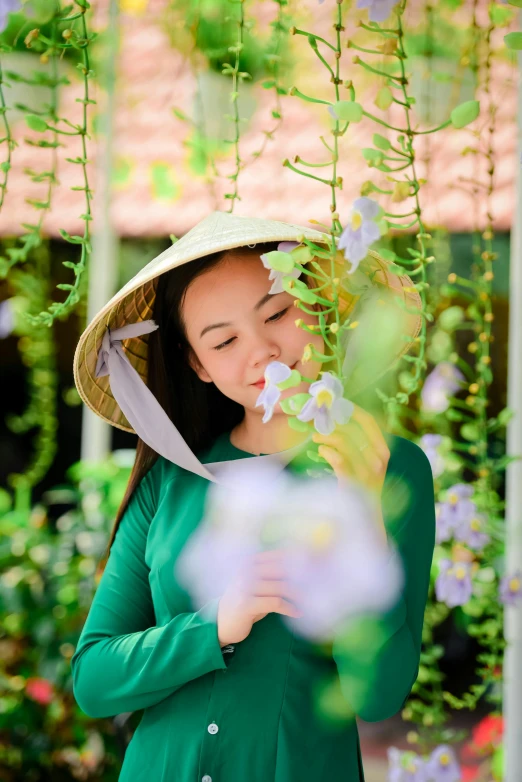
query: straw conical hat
[{"left": 73, "top": 210, "right": 421, "bottom": 433}]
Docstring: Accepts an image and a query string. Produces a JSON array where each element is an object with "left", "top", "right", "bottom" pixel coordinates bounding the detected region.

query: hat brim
[{"left": 74, "top": 211, "right": 421, "bottom": 433}]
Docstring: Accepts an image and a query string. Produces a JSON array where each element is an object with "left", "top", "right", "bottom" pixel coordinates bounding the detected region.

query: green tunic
[{"left": 71, "top": 430, "right": 435, "bottom": 782}]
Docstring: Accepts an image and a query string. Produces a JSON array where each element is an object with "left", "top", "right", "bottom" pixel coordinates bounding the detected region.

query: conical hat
[{"left": 73, "top": 210, "right": 421, "bottom": 433}]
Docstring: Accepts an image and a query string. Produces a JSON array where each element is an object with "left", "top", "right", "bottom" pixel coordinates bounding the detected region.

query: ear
[{"left": 188, "top": 349, "right": 213, "bottom": 384}]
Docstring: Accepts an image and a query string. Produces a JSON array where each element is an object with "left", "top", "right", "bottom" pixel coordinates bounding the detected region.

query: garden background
[{"left": 0, "top": 0, "right": 520, "bottom": 780}]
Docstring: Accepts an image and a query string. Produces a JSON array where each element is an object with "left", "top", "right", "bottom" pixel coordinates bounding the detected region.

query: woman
[{"left": 71, "top": 210, "right": 435, "bottom": 782}]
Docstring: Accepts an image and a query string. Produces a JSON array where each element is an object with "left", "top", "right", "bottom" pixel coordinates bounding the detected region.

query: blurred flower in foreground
[
  {"left": 176, "top": 461, "right": 403, "bottom": 640},
  {"left": 357, "top": 0, "right": 400, "bottom": 23},
  {"left": 419, "top": 434, "right": 445, "bottom": 478},
  {"left": 296, "top": 371, "right": 354, "bottom": 435},
  {"left": 435, "top": 558, "right": 473, "bottom": 608},
  {"left": 421, "top": 362, "right": 464, "bottom": 413},
  {"left": 0, "top": 0, "right": 21, "bottom": 32},
  {"left": 0, "top": 299, "right": 14, "bottom": 338},
  {"left": 499, "top": 570, "right": 522, "bottom": 606},
  {"left": 255, "top": 361, "right": 293, "bottom": 423},
  {"left": 387, "top": 747, "right": 426, "bottom": 782},
  {"left": 337, "top": 197, "right": 381, "bottom": 273},
  {"left": 260, "top": 241, "right": 301, "bottom": 295},
  {"left": 435, "top": 483, "right": 475, "bottom": 544},
  {"left": 425, "top": 745, "right": 461, "bottom": 782}
]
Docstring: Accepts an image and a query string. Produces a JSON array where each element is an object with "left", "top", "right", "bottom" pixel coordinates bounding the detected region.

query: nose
[{"left": 247, "top": 335, "right": 281, "bottom": 369}]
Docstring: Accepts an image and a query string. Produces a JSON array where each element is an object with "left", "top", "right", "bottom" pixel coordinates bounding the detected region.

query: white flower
[
  {"left": 175, "top": 462, "right": 403, "bottom": 640},
  {"left": 260, "top": 241, "right": 302, "bottom": 294},
  {"left": 297, "top": 372, "right": 354, "bottom": 435},
  {"left": 337, "top": 197, "right": 381, "bottom": 273},
  {"left": 255, "top": 361, "right": 293, "bottom": 423}
]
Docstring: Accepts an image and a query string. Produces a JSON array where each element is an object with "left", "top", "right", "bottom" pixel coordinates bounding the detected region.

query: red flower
[
  {"left": 25, "top": 677, "right": 54, "bottom": 705},
  {"left": 460, "top": 765, "right": 480, "bottom": 782},
  {"left": 472, "top": 714, "right": 503, "bottom": 749}
]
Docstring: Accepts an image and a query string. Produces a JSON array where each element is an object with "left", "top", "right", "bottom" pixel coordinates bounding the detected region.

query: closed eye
[{"left": 213, "top": 307, "right": 290, "bottom": 351}]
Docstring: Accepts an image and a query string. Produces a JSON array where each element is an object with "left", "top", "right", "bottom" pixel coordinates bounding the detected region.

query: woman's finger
[{"left": 351, "top": 405, "right": 390, "bottom": 460}]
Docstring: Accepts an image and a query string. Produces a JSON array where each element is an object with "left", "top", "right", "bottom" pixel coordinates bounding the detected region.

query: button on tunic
[{"left": 71, "top": 431, "right": 435, "bottom": 782}]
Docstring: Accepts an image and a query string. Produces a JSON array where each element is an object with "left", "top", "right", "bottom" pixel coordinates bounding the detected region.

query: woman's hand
[
  {"left": 217, "top": 549, "right": 302, "bottom": 647},
  {"left": 311, "top": 404, "right": 390, "bottom": 538}
]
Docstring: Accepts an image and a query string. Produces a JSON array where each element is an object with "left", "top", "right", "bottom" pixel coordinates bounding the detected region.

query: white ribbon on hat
[{"left": 95, "top": 320, "right": 309, "bottom": 485}]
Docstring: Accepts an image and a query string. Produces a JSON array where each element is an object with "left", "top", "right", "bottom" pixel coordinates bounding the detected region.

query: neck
[{"left": 229, "top": 411, "right": 310, "bottom": 455}]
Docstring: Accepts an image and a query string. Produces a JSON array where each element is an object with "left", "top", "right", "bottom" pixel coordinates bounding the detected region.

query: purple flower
[
  {"left": 499, "top": 570, "right": 522, "bottom": 606},
  {"left": 435, "top": 558, "right": 473, "bottom": 608},
  {"left": 0, "top": 299, "right": 14, "bottom": 338},
  {"left": 424, "top": 745, "right": 461, "bottom": 782},
  {"left": 0, "top": 0, "right": 21, "bottom": 32},
  {"left": 337, "top": 197, "right": 381, "bottom": 273},
  {"left": 296, "top": 371, "right": 354, "bottom": 435},
  {"left": 356, "top": 0, "right": 400, "bottom": 23},
  {"left": 455, "top": 511, "right": 490, "bottom": 551},
  {"left": 255, "top": 361, "right": 293, "bottom": 423},
  {"left": 176, "top": 463, "right": 403, "bottom": 641},
  {"left": 435, "top": 484, "right": 475, "bottom": 544},
  {"left": 387, "top": 747, "right": 427, "bottom": 782},
  {"left": 421, "top": 362, "right": 465, "bottom": 413},
  {"left": 420, "top": 434, "right": 444, "bottom": 478}
]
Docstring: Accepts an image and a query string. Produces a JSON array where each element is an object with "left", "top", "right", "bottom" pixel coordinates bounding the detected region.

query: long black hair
[{"left": 97, "top": 241, "right": 282, "bottom": 573}]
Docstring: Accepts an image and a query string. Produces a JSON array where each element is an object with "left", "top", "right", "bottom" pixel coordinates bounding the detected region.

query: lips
[{"left": 252, "top": 362, "right": 297, "bottom": 388}]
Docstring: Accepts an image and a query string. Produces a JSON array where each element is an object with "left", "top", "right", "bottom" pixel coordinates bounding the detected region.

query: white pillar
[
  {"left": 503, "top": 28, "right": 522, "bottom": 782},
  {"left": 80, "top": 0, "right": 119, "bottom": 463}
]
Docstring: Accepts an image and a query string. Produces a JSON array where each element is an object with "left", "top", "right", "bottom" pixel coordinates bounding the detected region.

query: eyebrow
[{"left": 199, "top": 292, "right": 284, "bottom": 339}]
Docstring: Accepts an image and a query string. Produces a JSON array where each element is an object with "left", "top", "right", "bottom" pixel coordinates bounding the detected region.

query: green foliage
[{"left": 0, "top": 452, "right": 134, "bottom": 779}]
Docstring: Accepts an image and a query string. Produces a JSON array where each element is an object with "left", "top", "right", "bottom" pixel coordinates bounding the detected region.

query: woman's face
[{"left": 182, "top": 251, "right": 325, "bottom": 414}]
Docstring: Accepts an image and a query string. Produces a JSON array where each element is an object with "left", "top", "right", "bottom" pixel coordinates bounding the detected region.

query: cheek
[{"left": 205, "top": 351, "right": 243, "bottom": 387}]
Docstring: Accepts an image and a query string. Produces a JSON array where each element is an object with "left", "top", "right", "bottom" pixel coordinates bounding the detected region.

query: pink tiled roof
[{"left": 0, "top": 0, "right": 516, "bottom": 238}]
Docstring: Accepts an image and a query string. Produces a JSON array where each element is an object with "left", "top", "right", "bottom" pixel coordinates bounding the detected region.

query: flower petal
[
  {"left": 332, "top": 397, "right": 354, "bottom": 425},
  {"left": 360, "top": 219, "right": 381, "bottom": 245},
  {"left": 277, "top": 241, "right": 301, "bottom": 253},
  {"left": 314, "top": 405, "right": 334, "bottom": 435},
  {"left": 265, "top": 361, "right": 293, "bottom": 384},
  {"left": 296, "top": 398, "right": 318, "bottom": 423},
  {"left": 352, "top": 196, "right": 380, "bottom": 220}
]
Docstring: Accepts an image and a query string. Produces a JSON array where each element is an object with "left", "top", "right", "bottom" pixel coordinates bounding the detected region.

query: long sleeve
[
  {"left": 332, "top": 437, "right": 436, "bottom": 723},
  {"left": 70, "top": 466, "right": 227, "bottom": 719}
]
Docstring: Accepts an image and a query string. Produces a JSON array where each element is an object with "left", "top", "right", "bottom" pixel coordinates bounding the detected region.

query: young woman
[{"left": 71, "top": 211, "right": 435, "bottom": 782}]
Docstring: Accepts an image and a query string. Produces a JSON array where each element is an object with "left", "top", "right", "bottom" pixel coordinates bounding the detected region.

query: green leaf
[
  {"left": 373, "top": 133, "right": 391, "bottom": 151},
  {"left": 287, "top": 416, "right": 310, "bottom": 433},
  {"left": 291, "top": 245, "right": 314, "bottom": 265},
  {"left": 438, "top": 306, "right": 465, "bottom": 331},
  {"left": 261, "top": 250, "right": 295, "bottom": 274},
  {"left": 330, "top": 101, "right": 363, "bottom": 122},
  {"left": 282, "top": 277, "right": 317, "bottom": 304},
  {"left": 450, "top": 100, "right": 480, "bottom": 129},
  {"left": 378, "top": 248, "right": 397, "bottom": 262},
  {"left": 362, "top": 148, "right": 384, "bottom": 164},
  {"left": 277, "top": 371, "right": 302, "bottom": 392},
  {"left": 280, "top": 392, "right": 310, "bottom": 414},
  {"left": 460, "top": 423, "right": 479, "bottom": 441},
  {"left": 58, "top": 229, "right": 84, "bottom": 245},
  {"left": 491, "top": 744, "right": 504, "bottom": 782},
  {"left": 374, "top": 86, "right": 393, "bottom": 110},
  {"left": 150, "top": 162, "right": 180, "bottom": 202},
  {"left": 504, "top": 32, "right": 522, "bottom": 50},
  {"left": 25, "top": 114, "right": 48, "bottom": 133},
  {"left": 497, "top": 407, "right": 515, "bottom": 426},
  {"left": 489, "top": 6, "right": 516, "bottom": 25}
]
